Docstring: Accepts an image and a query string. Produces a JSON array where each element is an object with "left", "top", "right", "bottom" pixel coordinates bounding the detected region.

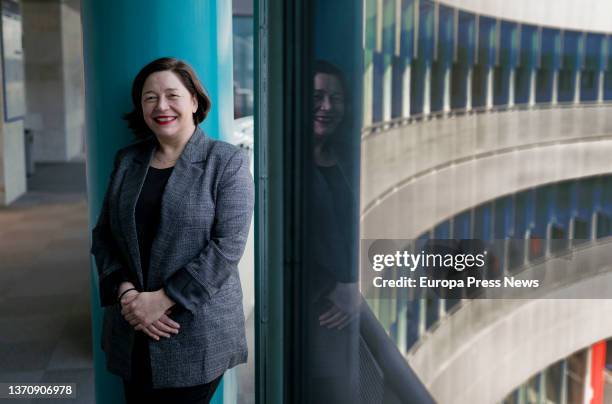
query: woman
[
  {"left": 308, "top": 61, "right": 435, "bottom": 404},
  {"left": 308, "top": 60, "right": 362, "bottom": 403},
  {"left": 91, "top": 57, "right": 254, "bottom": 404}
]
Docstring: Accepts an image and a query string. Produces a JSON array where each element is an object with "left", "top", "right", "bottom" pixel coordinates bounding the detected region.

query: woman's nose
[
  {"left": 155, "top": 96, "right": 169, "bottom": 111},
  {"left": 320, "top": 96, "right": 332, "bottom": 110}
]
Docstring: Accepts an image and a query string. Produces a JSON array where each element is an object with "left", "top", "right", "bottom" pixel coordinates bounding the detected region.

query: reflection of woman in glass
[
  {"left": 91, "top": 57, "right": 254, "bottom": 404},
  {"left": 309, "top": 60, "right": 361, "bottom": 403},
  {"left": 308, "top": 61, "right": 436, "bottom": 404}
]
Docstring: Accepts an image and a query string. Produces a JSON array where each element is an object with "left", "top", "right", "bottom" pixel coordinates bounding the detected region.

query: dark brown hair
[{"left": 123, "top": 57, "right": 212, "bottom": 138}]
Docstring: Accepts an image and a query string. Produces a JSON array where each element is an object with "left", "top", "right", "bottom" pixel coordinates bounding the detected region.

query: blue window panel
[
  {"left": 472, "top": 64, "right": 488, "bottom": 108},
  {"left": 580, "top": 69, "right": 599, "bottom": 101},
  {"left": 604, "top": 71, "right": 612, "bottom": 100},
  {"left": 509, "top": 191, "right": 531, "bottom": 269},
  {"left": 553, "top": 182, "right": 572, "bottom": 230},
  {"left": 540, "top": 28, "right": 561, "bottom": 70},
  {"left": 584, "top": 33, "right": 605, "bottom": 71},
  {"left": 405, "top": 299, "right": 421, "bottom": 350},
  {"left": 493, "top": 66, "right": 511, "bottom": 105},
  {"left": 431, "top": 5, "right": 452, "bottom": 112},
  {"left": 536, "top": 68, "right": 554, "bottom": 103},
  {"left": 492, "top": 196, "right": 514, "bottom": 274},
  {"left": 514, "top": 190, "right": 535, "bottom": 237},
  {"left": 474, "top": 203, "right": 493, "bottom": 241},
  {"left": 473, "top": 15, "right": 496, "bottom": 108},
  {"left": 494, "top": 196, "right": 514, "bottom": 238},
  {"left": 562, "top": 30, "right": 584, "bottom": 70},
  {"left": 571, "top": 180, "right": 592, "bottom": 242},
  {"left": 534, "top": 185, "right": 553, "bottom": 237},
  {"left": 399, "top": 0, "right": 415, "bottom": 59},
  {"left": 591, "top": 176, "right": 603, "bottom": 212},
  {"left": 453, "top": 210, "right": 472, "bottom": 239},
  {"left": 430, "top": 61, "right": 446, "bottom": 112},
  {"left": 597, "top": 176, "right": 612, "bottom": 238},
  {"left": 514, "top": 66, "right": 531, "bottom": 104},
  {"left": 382, "top": 0, "right": 396, "bottom": 55},
  {"left": 519, "top": 24, "right": 539, "bottom": 69},
  {"left": 477, "top": 16, "right": 497, "bottom": 67},
  {"left": 437, "top": 4, "right": 454, "bottom": 69},
  {"left": 416, "top": 0, "right": 435, "bottom": 65},
  {"left": 424, "top": 291, "right": 439, "bottom": 330},
  {"left": 410, "top": 61, "right": 427, "bottom": 115},
  {"left": 391, "top": 56, "right": 407, "bottom": 118},
  {"left": 364, "top": 0, "right": 377, "bottom": 51},
  {"left": 499, "top": 21, "right": 519, "bottom": 68},
  {"left": 574, "top": 179, "right": 595, "bottom": 219},
  {"left": 451, "top": 63, "right": 469, "bottom": 109},
  {"left": 606, "top": 36, "right": 612, "bottom": 72},
  {"left": 602, "top": 176, "right": 612, "bottom": 213},
  {"left": 456, "top": 11, "right": 476, "bottom": 66},
  {"left": 434, "top": 220, "right": 451, "bottom": 239},
  {"left": 372, "top": 52, "right": 385, "bottom": 122},
  {"left": 557, "top": 68, "right": 577, "bottom": 102}
]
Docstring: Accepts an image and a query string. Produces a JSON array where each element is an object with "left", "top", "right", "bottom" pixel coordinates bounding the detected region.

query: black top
[
  {"left": 135, "top": 166, "right": 174, "bottom": 290},
  {"left": 312, "top": 163, "right": 357, "bottom": 284},
  {"left": 317, "top": 164, "right": 351, "bottom": 223}
]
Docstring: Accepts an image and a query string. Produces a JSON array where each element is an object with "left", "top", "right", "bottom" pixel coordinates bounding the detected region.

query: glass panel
[
  {"left": 295, "top": 0, "right": 611, "bottom": 402},
  {"left": 545, "top": 360, "right": 564, "bottom": 403},
  {"left": 566, "top": 350, "right": 586, "bottom": 404}
]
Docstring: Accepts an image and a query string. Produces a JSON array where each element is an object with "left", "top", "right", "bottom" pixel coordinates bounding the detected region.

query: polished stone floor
[{"left": 0, "top": 162, "right": 93, "bottom": 404}]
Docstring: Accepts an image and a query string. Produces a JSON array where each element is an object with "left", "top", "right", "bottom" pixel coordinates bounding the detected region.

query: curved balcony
[
  {"left": 405, "top": 240, "right": 612, "bottom": 404},
  {"left": 361, "top": 105, "right": 612, "bottom": 239}
]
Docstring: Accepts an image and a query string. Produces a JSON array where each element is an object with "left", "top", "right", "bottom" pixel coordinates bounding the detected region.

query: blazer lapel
[
  {"left": 147, "top": 128, "right": 208, "bottom": 288},
  {"left": 118, "top": 138, "right": 155, "bottom": 289}
]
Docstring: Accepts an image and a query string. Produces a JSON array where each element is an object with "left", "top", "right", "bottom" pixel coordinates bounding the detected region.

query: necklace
[{"left": 153, "top": 153, "right": 178, "bottom": 164}]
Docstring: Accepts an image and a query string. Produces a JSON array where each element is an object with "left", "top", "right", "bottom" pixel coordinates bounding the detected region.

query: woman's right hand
[
  {"left": 118, "top": 284, "right": 181, "bottom": 340},
  {"left": 141, "top": 310, "right": 181, "bottom": 341}
]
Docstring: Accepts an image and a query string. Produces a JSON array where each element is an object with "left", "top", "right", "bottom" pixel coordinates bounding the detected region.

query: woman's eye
[
  {"left": 144, "top": 96, "right": 157, "bottom": 102},
  {"left": 169, "top": 94, "right": 180, "bottom": 99}
]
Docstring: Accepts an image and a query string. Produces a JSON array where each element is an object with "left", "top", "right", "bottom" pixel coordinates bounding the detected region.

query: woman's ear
[{"left": 192, "top": 94, "right": 198, "bottom": 114}]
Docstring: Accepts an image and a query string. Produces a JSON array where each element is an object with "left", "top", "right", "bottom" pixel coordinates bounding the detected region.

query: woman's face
[
  {"left": 141, "top": 70, "right": 198, "bottom": 139},
  {"left": 313, "top": 73, "right": 345, "bottom": 141}
]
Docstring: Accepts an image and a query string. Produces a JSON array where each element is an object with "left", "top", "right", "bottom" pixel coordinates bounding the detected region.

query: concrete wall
[
  {"left": 438, "top": 0, "right": 612, "bottom": 33},
  {"left": 60, "top": 3, "right": 84, "bottom": 159},
  {"left": 0, "top": 120, "right": 26, "bottom": 205},
  {"left": 0, "top": 3, "right": 26, "bottom": 205},
  {"left": 23, "top": 0, "right": 84, "bottom": 162}
]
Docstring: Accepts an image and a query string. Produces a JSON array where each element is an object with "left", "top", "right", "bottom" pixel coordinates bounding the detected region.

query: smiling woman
[{"left": 91, "top": 57, "right": 254, "bottom": 404}]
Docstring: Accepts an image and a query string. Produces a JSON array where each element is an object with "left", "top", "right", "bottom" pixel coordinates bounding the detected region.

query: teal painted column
[{"left": 81, "top": 1, "right": 233, "bottom": 403}]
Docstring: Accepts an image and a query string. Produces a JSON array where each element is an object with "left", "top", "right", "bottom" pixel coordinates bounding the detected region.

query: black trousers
[{"left": 123, "top": 333, "right": 222, "bottom": 404}]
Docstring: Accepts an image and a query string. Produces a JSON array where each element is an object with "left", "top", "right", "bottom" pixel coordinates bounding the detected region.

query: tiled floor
[{"left": 0, "top": 162, "right": 93, "bottom": 404}]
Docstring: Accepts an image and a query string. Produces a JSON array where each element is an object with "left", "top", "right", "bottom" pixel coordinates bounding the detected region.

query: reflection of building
[
  {"left": 501, "top": 341, "right": 602, "bottom": 404},
  {"left": 361, "top": 1, "right": 612, "bottom": 403},
  {"left": 233, "top": 0, "right": 253, "bottom": 118}
]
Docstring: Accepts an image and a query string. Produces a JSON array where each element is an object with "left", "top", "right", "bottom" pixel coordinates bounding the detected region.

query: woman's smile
[{"left": 153, "top": 115, "right": 178, "bottom": 125}]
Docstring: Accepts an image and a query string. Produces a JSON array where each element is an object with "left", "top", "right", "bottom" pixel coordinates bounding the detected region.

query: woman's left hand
[
  {"left": 319, "top": 282, "right": 362, "bottom": 330},
  {"left": 121, "top": 289, "right": 175, "bottom": 329}
]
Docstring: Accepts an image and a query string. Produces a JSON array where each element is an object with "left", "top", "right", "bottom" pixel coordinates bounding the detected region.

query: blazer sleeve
[
  {"left": 91, "top": 150, "right": 132, "bottom": 307},
  {"left": 163, "top": 149, "right": 254, "bottom": 313}
]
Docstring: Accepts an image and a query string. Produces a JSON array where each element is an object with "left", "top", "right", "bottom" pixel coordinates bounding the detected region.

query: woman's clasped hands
[{"left": 118, "top": 282, "right": 180, "bottom": 341}]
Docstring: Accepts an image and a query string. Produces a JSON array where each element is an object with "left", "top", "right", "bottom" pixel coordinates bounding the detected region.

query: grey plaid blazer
[{"left": 91, "top": 128, "right": 254, "bottom": 388}]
